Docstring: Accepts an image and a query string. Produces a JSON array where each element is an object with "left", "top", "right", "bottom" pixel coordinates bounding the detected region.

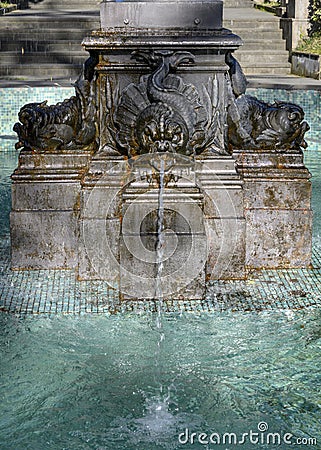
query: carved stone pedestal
[{"left": 10, "top": 0, "right": 313, "bottom": 303}]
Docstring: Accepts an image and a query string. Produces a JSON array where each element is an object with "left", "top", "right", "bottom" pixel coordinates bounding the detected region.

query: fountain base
[
  {"left": 10, "top": 0, "right": 312, "bottom": 301},
  {"left": 10, "top": 148, "right": 311, "bottom": 300}
]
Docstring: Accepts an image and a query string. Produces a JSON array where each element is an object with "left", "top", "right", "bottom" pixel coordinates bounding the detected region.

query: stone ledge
[{"left": 291, "top": 51, "right": 321, "bottom": 80}]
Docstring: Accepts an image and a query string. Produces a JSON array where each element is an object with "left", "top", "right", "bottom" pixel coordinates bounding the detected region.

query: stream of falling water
[
  {"left": 155, "top": 157, "right": 165, "bottom": 325},
  {"left": 153, "top": 157, "right": 170, "bottom": 418},
  {"left": 127, "top": 155, "right": 183, "bottom": 444}
]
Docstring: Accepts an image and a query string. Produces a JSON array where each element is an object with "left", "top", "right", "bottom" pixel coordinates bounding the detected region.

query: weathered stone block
[
  {"left": 78, "top": 218, "right": 120, "bottom": 281},
  {"left": 245, "top": 209, "right": 312, "bottom": 268},
  {"left": 15, "top": 149, "right": 91, "bottom": 172},
  {"left": 203, "top": 187, "right": 244, "bottom": 218},
  {"left": 81, "top": 186, "right": 122, "bottom": 220},
  {"left": 234, "top": 149, "right": 312, "bottom": 269},
  {"left": 122, "top": 195, "right": 205, "bottom": 236},
  {"left": 291, "top": 51, "right": 321, "bottom": 80},
  {"left": 12, "top": 182, "right": 80, "bottom": 211},
  {"left": 205, "top": 217, "right": 246, "bottom": 279},
  {"left": 243, "top": 180, "right": 312, "bottom": 210},
  {"left": 120, "top": 234, "right": 206, "bottom": 299},
  {"left": 11, "top": 211, "right": 78, "bottom": 269},
  {"left": 195, "top": 156, "right": 244, "bottom": 219},
  {"left": 10, "top": 148, "right": 92, "bottom": 270}
]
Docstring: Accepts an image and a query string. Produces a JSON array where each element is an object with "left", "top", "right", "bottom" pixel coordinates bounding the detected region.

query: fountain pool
[
  {"left": 1, "top": 308, "right": 321, "bottom": 449},
  {"left": 1, "top": 87, "right": 321, "bottom": 448}
]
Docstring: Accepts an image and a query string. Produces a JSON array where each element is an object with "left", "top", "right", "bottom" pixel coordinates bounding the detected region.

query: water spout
[{"left": 154, "top": 154, "right": 166, "bottom": 410}]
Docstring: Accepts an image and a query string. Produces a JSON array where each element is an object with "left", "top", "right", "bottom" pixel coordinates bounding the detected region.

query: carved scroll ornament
[{"left": 110, "top": 50, "right": 225, "bottom": 157}]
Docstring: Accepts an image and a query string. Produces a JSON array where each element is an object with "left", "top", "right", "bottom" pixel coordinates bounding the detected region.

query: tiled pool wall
[{"left": 0, "top": 86, "right": 321, "bottom": 151}]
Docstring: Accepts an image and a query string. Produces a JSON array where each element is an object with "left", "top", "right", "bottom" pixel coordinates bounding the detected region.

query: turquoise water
[
  {"left": 1, "top": 88, "right": 321, "bottom": 449},
  {"left": 1, "top": 309, "right": 321, "bottom": 449}
]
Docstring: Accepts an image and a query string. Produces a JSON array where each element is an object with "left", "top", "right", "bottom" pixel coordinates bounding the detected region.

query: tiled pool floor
[
  {"left": 2, "top": 250, "right": 321, "bottom": 315},
  {"left": 1, "top": 231, "right": 321, "bottom": 315}
]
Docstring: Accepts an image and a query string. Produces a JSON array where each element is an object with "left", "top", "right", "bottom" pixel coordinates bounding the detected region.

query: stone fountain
[{"left": 11, "top": 0, "right": 312, "bottom": 301}]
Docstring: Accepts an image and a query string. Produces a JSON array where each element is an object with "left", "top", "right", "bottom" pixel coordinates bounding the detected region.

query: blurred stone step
[
  {"left": 33, "top": 0, "right": 99, "bottom": 4},
  {"left": 0, "top": 39, "right": 84, "bottom": 52},
  {"left": 2, "top": 63, "right": 289, "bottom": 79},
  {"left": 224, "top": 0, "right": 253, "bottom": 7},
  {"left": 240, "top": 60, "right": 291, "bottom": 71},
  {"left": 0, "top": 31, "right": 284, "bottom": 51},
  {"left": 229, "top": 29, "right": 284, "bottom": 40},
  {"left": 31, "top": 0, "right": 100, "bottom": 9},
  {"left": 240, "top": 40, "right": 286, "bottom": 50},
  {"left": 236, "top": 51, "right": 290, "bottom": 63},
  {"left": 0, "top": 51, "right": 87, "bottom": 65},
  {"left": 0, "top": 29, "right": 96, "bottom": 41},
  {"left": 240, "top": 60, "right": 291, "bottom": 67},
  {"left": 0, "top": 63, "right": 82, "bottom": 78},
  {"left": 243, "top": 66, "right": 291, "bottom": 75},
  {"left": 223, "top": 19, "right": 281, "bottom": 29},
  {"left": 0, "top": 15, "right": 100, "bottom": 30}
]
